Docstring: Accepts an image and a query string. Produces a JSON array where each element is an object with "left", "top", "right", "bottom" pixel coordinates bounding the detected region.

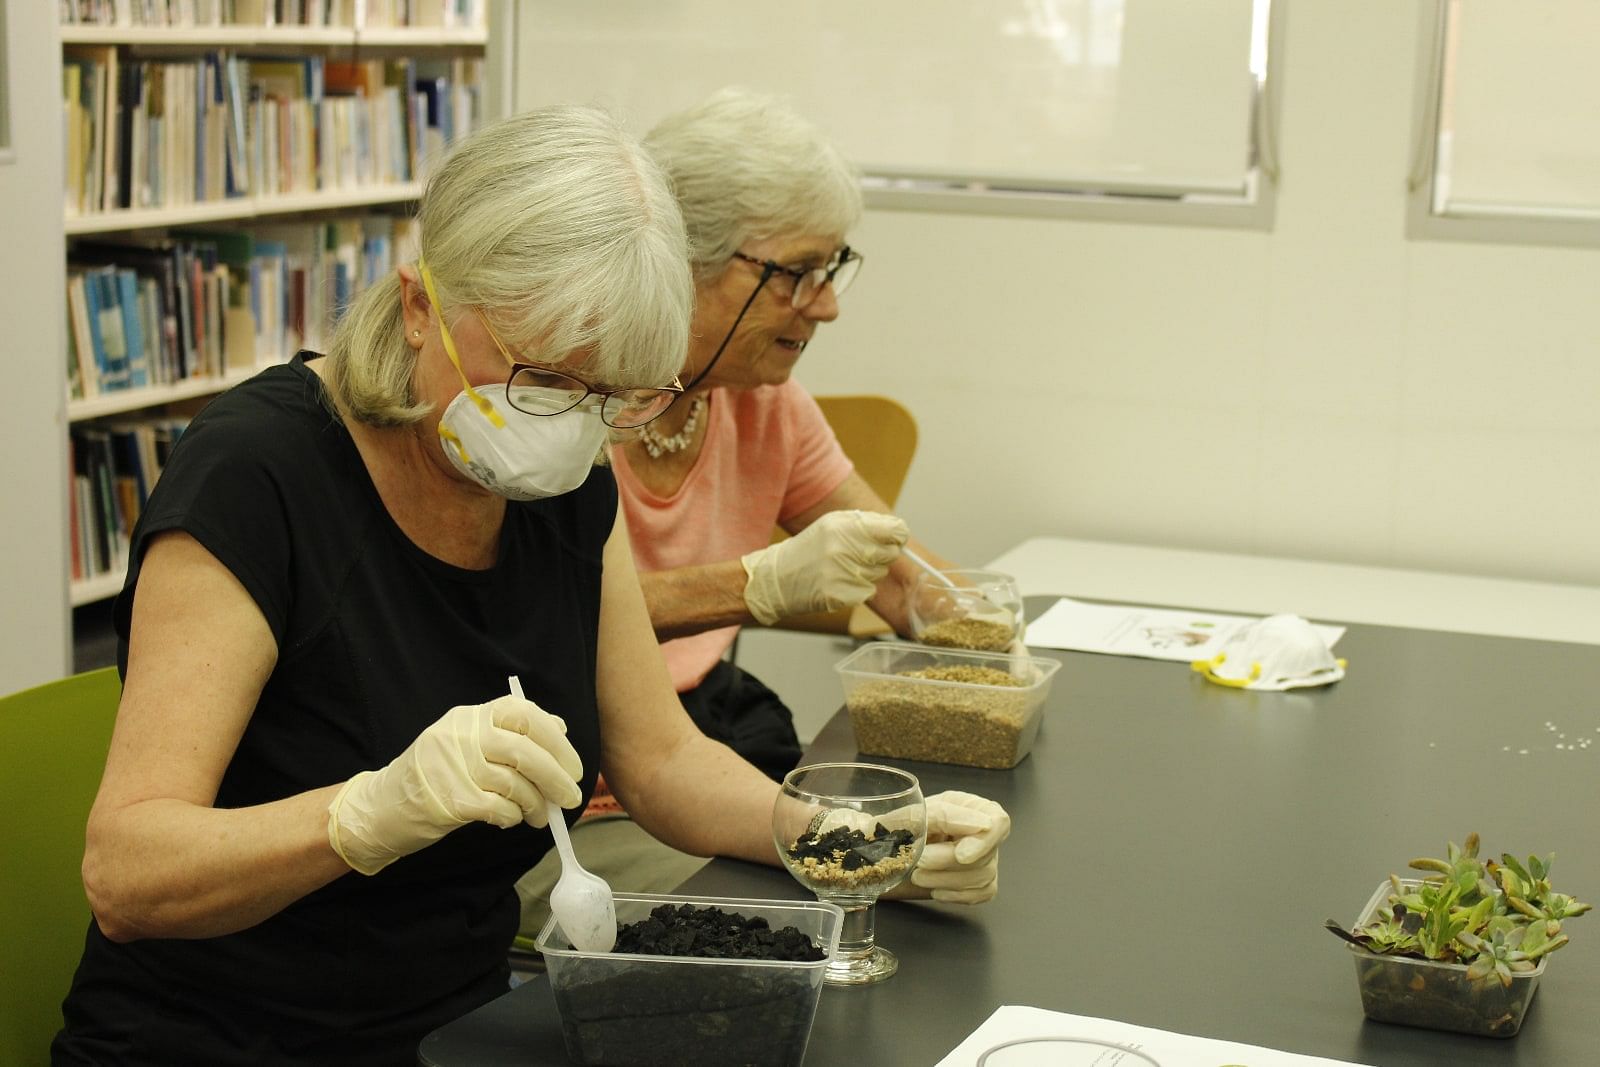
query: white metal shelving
[
  {"left": 65, "top": 182, "right": 425, "bottom": 235},
  {"left": 59, "top": 25, "right": 486, "bottom": 47},
  {"left": 70, "top": 570, "right": 127, "bottom": 609},
  {"left": 68, "top": 367, "right": 265, "bottom": 422}
]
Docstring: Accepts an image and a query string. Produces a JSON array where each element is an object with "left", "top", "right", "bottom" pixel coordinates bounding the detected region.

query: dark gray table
[{"left": 420, "top": 599, "right": 1600, "bottom": 1065}]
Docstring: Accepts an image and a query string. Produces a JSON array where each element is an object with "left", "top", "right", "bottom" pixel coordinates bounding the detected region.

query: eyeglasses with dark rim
[
  {"left": 473, "top": 309, "right": 683, "bottom": 429},
  {"left": 730, "top": 245, "right": 863, "bottom": 309}
]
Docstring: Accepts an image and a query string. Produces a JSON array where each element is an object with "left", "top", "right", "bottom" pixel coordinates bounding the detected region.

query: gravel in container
[
  {"left": 785, "top": 824, "right": 917, "bottom": 894},
  {"left": 848, "top": 665, "right": 1029, "bottom": 770},
  {"left": 835, "top": 644, "right": 1061, "bottom": 771},
  {"left": 916, "top": 617, "right": 1016, "bottom": 651}
]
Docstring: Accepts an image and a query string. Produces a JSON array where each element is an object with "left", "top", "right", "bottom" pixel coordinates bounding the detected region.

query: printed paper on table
[
  {"left": 1024, "top": 597, "right": 1345, "bottom": 663},
  {"left": 936, "top": 1005, "right": 1375, "bottom": 1067}
]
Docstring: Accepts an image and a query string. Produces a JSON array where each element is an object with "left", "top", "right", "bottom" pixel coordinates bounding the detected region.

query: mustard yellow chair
[
  {"left": 768, "top": 394, "right": 919, "bottom": 639},
  {"left": 0, "top": 667, "right": 120, "bottom": 1066}
]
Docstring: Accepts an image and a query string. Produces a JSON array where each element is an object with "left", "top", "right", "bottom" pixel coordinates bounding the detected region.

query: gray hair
[
  {"left": 326, "top": 105, "right": 693, "bottom": 427},
  {"left": 644, "top": 87, "right": 862, "bottom": 279}
]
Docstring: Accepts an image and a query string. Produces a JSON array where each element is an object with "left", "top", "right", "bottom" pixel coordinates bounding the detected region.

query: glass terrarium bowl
[
  {"left": 773, "top": 762, "right": 925, "bottom": 986},
  {"left": 907, "top": 568, "right": 1024, "bottom": 651}
]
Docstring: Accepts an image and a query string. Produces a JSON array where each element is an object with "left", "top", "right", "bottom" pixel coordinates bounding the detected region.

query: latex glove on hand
[
  {"left": 741, "top": 509, "right": 910, "bottom": 625},
  {"left": 906, "top": 791, "right": 1012, "bottom": 904},
  {"left": 1005, "top": 617, "right": 1030, "bottom": 661},
  {"left": 327, "top": 694, "right": 584, "bottom": 875}
]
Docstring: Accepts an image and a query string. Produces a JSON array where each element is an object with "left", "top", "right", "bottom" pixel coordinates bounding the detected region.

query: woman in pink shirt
[
  {"left": 611, "top": 87, "right": 964, "bottom": 777},
  {"left": 516, "top": 89, "right": 1010, "bottom": 943}
]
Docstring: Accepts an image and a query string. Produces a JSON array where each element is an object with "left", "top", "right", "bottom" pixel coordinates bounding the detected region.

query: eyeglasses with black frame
[
  {"left": 473, "top": 309, "right": 683, "bottom": 429},
  {"left": 730, "top": 245, "right": 863, "bottom": 309}
]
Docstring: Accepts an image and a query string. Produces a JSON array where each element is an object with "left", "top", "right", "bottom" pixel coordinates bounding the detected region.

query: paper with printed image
[
  {"left": 1024, "top": 597, "right": 1344, "bottom": 663},
  {"left": 936, "top": 1006, "right": 1374, "bottom": 1067}
]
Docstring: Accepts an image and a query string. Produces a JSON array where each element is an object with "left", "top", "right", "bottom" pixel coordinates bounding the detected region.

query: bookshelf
[{"left": 55, "top": 3, "right": 506, "bottom": 617}]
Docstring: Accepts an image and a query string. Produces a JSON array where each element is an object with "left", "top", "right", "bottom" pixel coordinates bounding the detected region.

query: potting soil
[
  {"left": 552, "top": 904, "right": 829, "bottom": 1066},
  {"left": 613, "top": 903, "right": 824, "bottom": 962}
]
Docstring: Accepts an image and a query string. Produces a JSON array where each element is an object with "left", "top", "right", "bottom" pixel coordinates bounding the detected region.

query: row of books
[
  {"left": 70, "top": 417, "right": 191, "bottom": 583},
  {"left": 66, "top": 213, "right": 415, "bottom": 400},
  {"left": 61, "top": 0, "right": 485, "bottom": 28},
  {"left": 64, "top": 48, "right": 483, "bottom": 214}
]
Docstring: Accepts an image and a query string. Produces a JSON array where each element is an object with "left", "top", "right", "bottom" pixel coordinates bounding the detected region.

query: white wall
[
  {"left": 0, "top": 7, "right": 70, "bottom": 693},
  {"left": 784, "top": 0, "right": 1600, "bottom": 587}
]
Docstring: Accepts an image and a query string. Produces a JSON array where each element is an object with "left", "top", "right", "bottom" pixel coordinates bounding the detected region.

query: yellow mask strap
[
  {"left": 437, "top": 422, "right": 471, "bottom": 465},
  {"left": 418, "top": 258, "right": 505, "bottom": 429},
  {"left": 1190, "top": 652, "right": 1262, "bottom": 688}
]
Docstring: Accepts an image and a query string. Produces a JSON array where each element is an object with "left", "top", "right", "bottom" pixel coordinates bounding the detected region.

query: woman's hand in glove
[
  {"left": 740, "top": 509, "right": 909, "bottom": 625},
  {"left": 890, "top": 791, "right": 1012, "bottom": 904},
  {"left": 326, "top": 694, "right": 583, "bottom": 875}
]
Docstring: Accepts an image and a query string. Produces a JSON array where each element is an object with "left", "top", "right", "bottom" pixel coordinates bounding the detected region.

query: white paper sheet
[
  {"left": 934, "top": 1006, "right": 1374, "bottom": 1067},
  {"left": 1024, "top": 597, "right": 1345, "bottom": 662}
]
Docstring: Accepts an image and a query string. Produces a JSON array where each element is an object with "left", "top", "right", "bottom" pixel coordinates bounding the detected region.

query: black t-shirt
[{"left": 54, "top": 355, "right": 610, "bottom": 1066}]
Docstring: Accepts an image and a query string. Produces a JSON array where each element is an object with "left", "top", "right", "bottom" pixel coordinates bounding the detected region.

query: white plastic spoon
[
  {"left": 901, "top": 545, "right": 959, "bottom": 590},
  {"left": 507, "top": 676, "right": 616, "bottom": 953}
]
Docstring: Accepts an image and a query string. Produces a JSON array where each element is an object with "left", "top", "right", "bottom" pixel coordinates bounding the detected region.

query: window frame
[
  {"left": 862, "top": 0, "right": 1284, "bottom": 231},
  {"left": 1405, "top": 0, "right": 1600, "bottom": 249},
  {"left": 0, "top": 0, "right": 14, "bottom": 165},
  {"left": 509, "top": 0, "right": 1285, "bottom": 232}
]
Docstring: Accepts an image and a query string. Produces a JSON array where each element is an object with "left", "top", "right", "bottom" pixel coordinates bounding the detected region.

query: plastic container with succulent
[{"left": 1324, "top": 832, "right": 1590, "bottom": 1037}]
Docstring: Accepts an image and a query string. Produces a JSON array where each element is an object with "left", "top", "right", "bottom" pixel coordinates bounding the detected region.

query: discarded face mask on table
[{"left": 1190, "top": 613, "right": 1347, "bottom": 691}]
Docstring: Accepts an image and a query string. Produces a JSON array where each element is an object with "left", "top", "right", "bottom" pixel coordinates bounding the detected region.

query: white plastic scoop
[{"left": 507, "top": 676, "right": 616, "bottom": 953}]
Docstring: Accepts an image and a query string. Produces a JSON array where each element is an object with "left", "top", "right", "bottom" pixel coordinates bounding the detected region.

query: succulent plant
[
  {"left": 1325, "top": 833, "right": 1590, "bottom": 985},
  {"left": 1491, "top": 851, "right": 1593, "bottom": 937}
]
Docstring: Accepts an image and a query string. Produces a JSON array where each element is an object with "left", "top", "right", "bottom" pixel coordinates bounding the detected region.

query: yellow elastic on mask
[
  {"left": 1192, "top": 651, "right": 1349, "bottom": 689},
  {"left": 437, "top": 423, "right": 471, "bottom": 465},
  {"left": 418, "top": 258, "right": 504, "bottom": 435},
  {"left": 1191, "top": 653, "right": 1260, "bottom": 688}
]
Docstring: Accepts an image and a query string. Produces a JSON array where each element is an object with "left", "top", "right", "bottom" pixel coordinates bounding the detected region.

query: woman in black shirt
[{"left": 53, "top": 105, "right": 780, "bottom": 1065}]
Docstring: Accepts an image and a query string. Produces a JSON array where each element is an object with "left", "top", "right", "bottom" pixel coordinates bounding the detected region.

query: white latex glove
[
  {"left": 327, "top": 694, "right": 584, "bottom": 876},
  {"left": 1005, "top": 615, "right": 1030, "bottom": 658},
  {"left": 741, "top": 509, "right": 910, "bottom": 625},
  {"left": 911, "top": 791, "right": 1012, "bottom": 904}
]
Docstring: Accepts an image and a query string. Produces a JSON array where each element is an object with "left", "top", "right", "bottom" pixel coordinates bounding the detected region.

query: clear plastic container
[
  {"left": 834, "top": 643, "right": 1061, "bottom": 770},
  {"left": 1346, "top": 878, "right": 1544, "bottom": 1038},
  {"left": 537, "top": 892, "right": 844, "bottom": 1067},
  {"left": 906, "top": 568, "right": 1024, "bottom": 652}
]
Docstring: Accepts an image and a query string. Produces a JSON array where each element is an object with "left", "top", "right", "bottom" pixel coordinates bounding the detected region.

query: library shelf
[
  {"left": 68, "top": 367, "right": 264, "bottom": 423},
  {"left": 59, "top": 25, "right": 486, "bottom": 48},
  {"left": 65, "top": 183, "right": 426, "bottom": 235},
  {"left": 353, "top": 27, "right": 488, "bottom": 47},
  {"left": 70, "top": 570, "right": 126, "bottom": 608}
]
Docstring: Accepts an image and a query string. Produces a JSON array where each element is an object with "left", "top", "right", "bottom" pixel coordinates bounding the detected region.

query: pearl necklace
[{"left": 635, "top": 395, "right": 707, "bottom": 459}]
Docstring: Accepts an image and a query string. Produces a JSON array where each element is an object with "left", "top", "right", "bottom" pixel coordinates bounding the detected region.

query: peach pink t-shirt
[{"left": 610, "top": 379, "right": 854, "bottom": 692}]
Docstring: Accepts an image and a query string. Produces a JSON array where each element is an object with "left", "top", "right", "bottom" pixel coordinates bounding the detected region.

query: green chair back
[{"left": 0, "top": 667, "right": 121, "bottom": 1066}]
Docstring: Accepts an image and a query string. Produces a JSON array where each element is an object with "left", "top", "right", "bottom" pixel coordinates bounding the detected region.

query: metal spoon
[{"left": 507, "top": 676, "right": 616, "bottom": 953}]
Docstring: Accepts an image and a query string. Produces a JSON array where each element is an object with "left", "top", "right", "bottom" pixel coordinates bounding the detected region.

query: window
[
  {"left": 1409, "top": 0, "right": 1600, "bottom": 247},
  {"left": 513, "top": 0, "right": 1280, "bottom": 228}
]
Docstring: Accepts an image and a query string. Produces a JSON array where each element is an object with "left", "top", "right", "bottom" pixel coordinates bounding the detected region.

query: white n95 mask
[
  {"left": 436, "top": 389, "right": 607, "bottom": 502},
  {"left": 1191, "top": 613, "right": 1347, "bottom": 691},
  {"left": 418, "top": 257, "right": 606, "bottom": 502}
]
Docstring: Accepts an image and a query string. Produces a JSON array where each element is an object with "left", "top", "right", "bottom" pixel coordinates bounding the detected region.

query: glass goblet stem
[
  {"left": 836, "top": 902, "right": 876, "bottom": 960},
  {"left": 826, "top": 902, "right": 899, "bottom": 985}
]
